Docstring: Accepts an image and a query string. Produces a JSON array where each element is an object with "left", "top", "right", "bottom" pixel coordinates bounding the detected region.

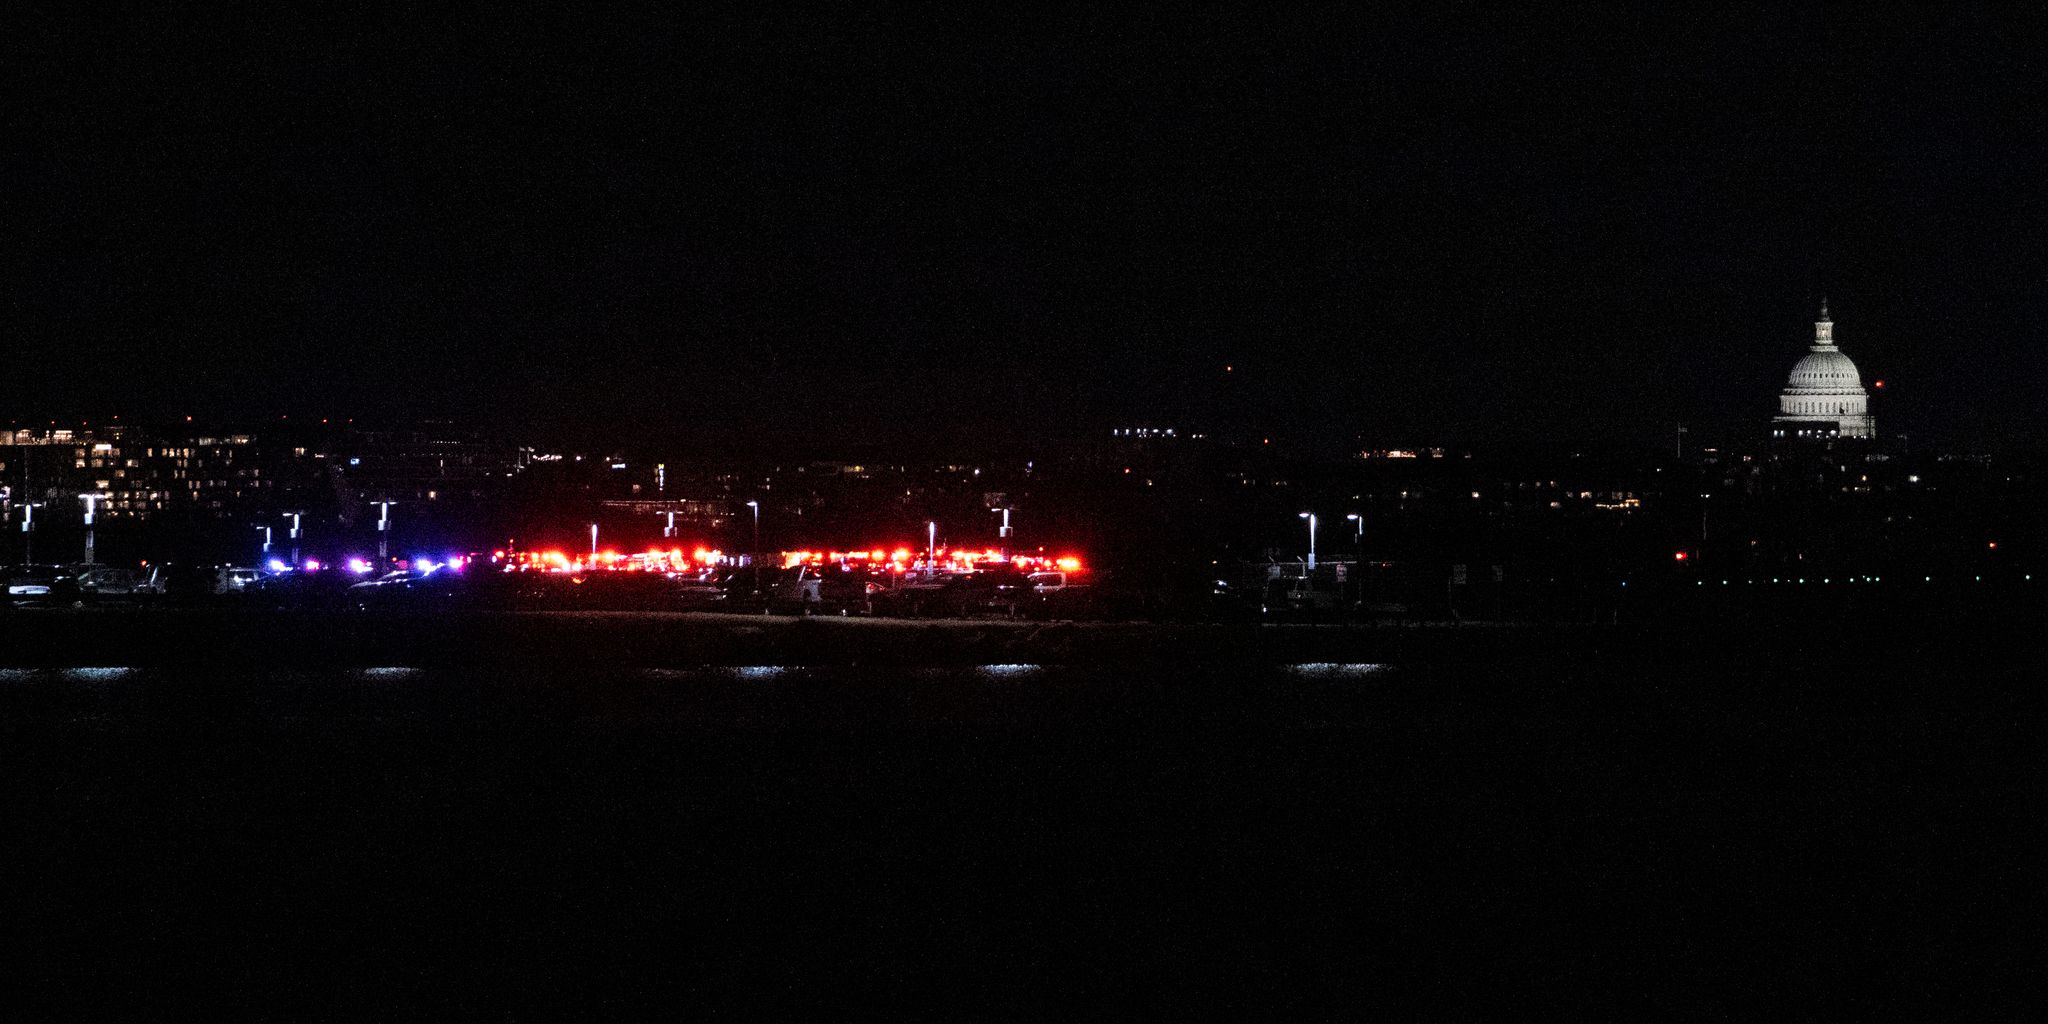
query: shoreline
[{"left": 1, "top": 606, "right": 2034, "bottom": 668}]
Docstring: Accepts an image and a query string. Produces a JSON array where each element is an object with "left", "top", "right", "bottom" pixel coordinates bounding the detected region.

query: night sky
[{"left": 6, "top": 6, "right": 2041, "bottom": 452}]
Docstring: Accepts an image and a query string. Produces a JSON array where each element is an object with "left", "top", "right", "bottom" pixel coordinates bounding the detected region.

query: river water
[{"left": 1, "top": 658, "right": 2031, "bottom": 1015}]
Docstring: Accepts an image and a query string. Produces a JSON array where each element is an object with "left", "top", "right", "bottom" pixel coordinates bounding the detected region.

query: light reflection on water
[
  {"left": 5, "top": 664, "right": 1400, "bottom": 686},
  {"left": 0, "top": 667, "right": 141, "bottom": 683},
  {"left": 1284, "top": 663, "right": 1392, "bottom": 678},
  {"left": 975, "top": 664, "right": 1043, "bottom": 679},
  {"left": 62, "top": 667, "right": 136, "bottom": 682},
  {"left": 642, "top": 667, "right": 797, "bottom": 681}
]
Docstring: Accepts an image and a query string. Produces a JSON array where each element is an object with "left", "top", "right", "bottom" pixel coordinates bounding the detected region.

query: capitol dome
[
  {"left": 1771, "top": 301, "right": 1875, "bottom": 440},
  {"left": 1784, "top": 348, "right": 1865, "bottom": 393}
]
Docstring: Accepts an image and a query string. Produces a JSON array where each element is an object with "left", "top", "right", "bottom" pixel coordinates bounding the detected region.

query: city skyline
[{"left": 4, "top": 13, "right": 2041, "bottom": 1010}]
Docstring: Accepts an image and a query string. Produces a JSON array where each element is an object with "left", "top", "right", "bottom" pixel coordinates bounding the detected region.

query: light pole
[
  {"left": 663, "top": 511, "right": 676, "bottom": 539},
  {"left": 286, "top": 511, "right": 303, "bottom": 566},
  {"left": 1699, "top": 493, "right": 1711, "bottom": 562},
  {"left": 21, "top": 502, "right": 38, "bottom": 563},
  {"left": 257, "top": 525, "right": 273, "bottom": 558},
  {"left": 1345, "top": 512, "right": 1362, "bottom": 553},
  {"left": 1299, "top": 511, "right": 1318, "bottom": 571},
  {"left": 79, "top": 493, "right": 102, "bottom": 564},
  {"left": 589, "top": 522, "right": 600, "bottom": 558},
  {"left": 927, "top": 520, "right": 938, "bottom": 574},
  {"left": 375, "top": 501, "right": 393, "bottom": 562},
  {"left": 743, "top": 500, "right": 763, "bottom": 598},
  {"left": 992, "top": 507, "right": 1012, "bottom": 559}
]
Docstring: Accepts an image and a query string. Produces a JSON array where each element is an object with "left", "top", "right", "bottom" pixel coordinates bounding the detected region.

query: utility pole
[{"left": 1675, "top": 422, "right": 1688, "bottom": 461}]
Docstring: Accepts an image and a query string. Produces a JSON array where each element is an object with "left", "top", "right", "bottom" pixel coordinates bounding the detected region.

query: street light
[
  {"left": 256, "top": 524, "right": 273, "bottom": 557},
  {"left": 1345, "top": 512, "right": 1362, "bottom": 550},
  {"left": 286, "top": 511, "right": 303, "bottom": 566},
  {"left": 375, "top": 501, "right": 393, "bottom": 562},
  {"left": 927, "top": 520, "right": 938, "bottom": 574},
  {"left": 992, "top": 507, "right": 1013, "bottom": 558},
  {"left": 741, "top": 500, "right": 764, "bottom": 598},
  {"left": 662, "top": 510, "right": 676, "bottom": 539},
  {"left": 19, "top": 502, "right": 41, "bottom": 563},
  {"left": 80, "top": 493, "right": 104, "bottom": 564},
  {"left": 589, "top": 522, "right": 600, "bottom": 558},
  {"left": 1298, "top": 512, "right": 1318, "bottom": 570}
]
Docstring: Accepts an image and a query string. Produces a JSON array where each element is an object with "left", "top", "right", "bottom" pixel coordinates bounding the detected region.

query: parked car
[
  {"left": 764, "top": 564, "right": 889, "bottom": 615},
  {"left": 73, "top": 564, "right": 165, "bottom": 602},
  {"left": 1028, "top": 570, "right": 1081, "bottom": 594},
  {"left": 763, "top": 565, "right": 824, "bottom": 615},
  {"left": 866, "top": 574, "right": 961, "bottom": 618},
  {"left": 346, "top": 570, "right": 460, "bottom": 610},
  {"left": 249, "top": 569, "right": 360, "bottom": 610},
  {"left": 667, "top": 571, "right": 728, "bottom": 610},
  {"left": 816, "top": 565, "right": 888, "bottom": 615},
  {"left": 869, "top": 568, "right": 1035, "bottom": 619},
  {"left": 214, "top": 566, "right": 267, "bottom": 594},
  {"left": 715, "top": 568, "right": 775, "bottom": 613},
  {"left": 6, "top": 564, "right": 82, "bottom": 606},
  {"left": 1262, "top": 575, "right": 1345, "bottom": 619}
]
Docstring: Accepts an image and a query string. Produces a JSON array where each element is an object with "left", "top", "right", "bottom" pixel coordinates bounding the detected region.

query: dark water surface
[{"left": 1, "top": 658, "right": 2033, "bottom": 1015}]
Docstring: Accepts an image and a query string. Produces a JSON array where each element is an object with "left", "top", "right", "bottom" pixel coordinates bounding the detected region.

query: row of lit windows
[{"left": 70, "top": 462, "right": 262, "bottom": 479}]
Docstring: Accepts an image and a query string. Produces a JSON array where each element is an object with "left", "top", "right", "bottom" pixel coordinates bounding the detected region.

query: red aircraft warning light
[{"left": 1674, "top": 551, "right": 1688, "bottom": 561}]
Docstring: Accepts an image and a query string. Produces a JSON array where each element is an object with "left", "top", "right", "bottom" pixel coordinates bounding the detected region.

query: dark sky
[{"left": 5, "top": 5, "right": 2042, "bottom": 452}]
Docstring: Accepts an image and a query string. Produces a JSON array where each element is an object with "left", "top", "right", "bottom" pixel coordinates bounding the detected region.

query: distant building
[
  {"left": 1771, "top": 301, "right": 1875, "bottom": 441},
  {"left": 1110, "top": 427, "right": 1200, "bottom": 440},
  {"left": 597, "top": 498, "right": 732, "bottom": 532},
  {"left": 1, "top": 425, "right": 287, "bottom": 521},
  {"left": 332, "top": 424, "right": 523, "bottom": 503},
  {"left": 1, "top": 420, "right": 524, "bottom": 526}
]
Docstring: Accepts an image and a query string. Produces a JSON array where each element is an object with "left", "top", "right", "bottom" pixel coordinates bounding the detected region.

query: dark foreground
[{"left": 2, "top": 625, "right": 2037, "bottom": 1015}]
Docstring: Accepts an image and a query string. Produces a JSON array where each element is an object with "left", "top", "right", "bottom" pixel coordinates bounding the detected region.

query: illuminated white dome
[
  {"left": 1772, "top": 302, "right": 1875, "bottom": 439},
  {"left": 1784, "top": 348, "right": 1864, "bottom": 393}
]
